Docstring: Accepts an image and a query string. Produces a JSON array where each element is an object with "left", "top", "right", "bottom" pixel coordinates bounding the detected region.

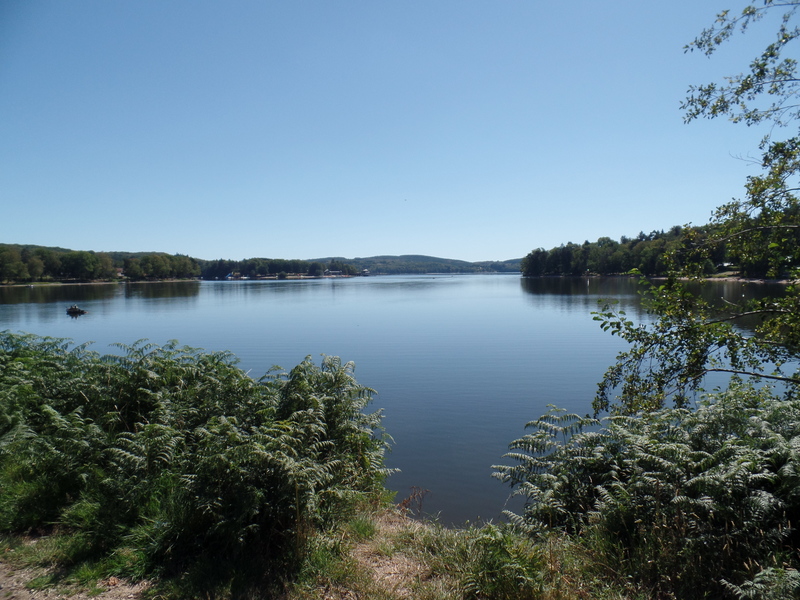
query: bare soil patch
[
  {"left": 351, "top": 511, "right": 428, "bottom": 598},
  {"left": 0, "top": 560, "right": 148, "bottom": 600}
]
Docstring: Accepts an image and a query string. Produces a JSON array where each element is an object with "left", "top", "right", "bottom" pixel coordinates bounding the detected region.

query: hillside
[
  {"left": 311, "top": 254, "right": 521, "bottom": 274},
  {"left": 0, "top": 244, "right": 522, "bottom": 283}
]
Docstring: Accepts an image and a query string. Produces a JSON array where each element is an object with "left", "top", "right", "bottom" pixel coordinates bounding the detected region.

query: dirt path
[
  {"left": 0, "top": 561, "right": 148, "bottom": 600},
  {"left": 0, "top": 510, "right": 438, "bottom": 600},
  {"left": 350, "top": 510, "right": 432, "bottom": 598}
]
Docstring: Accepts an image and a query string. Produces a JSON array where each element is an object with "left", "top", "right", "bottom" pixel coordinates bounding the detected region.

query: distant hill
[
  {"left": 0, "top": 243, "right": 522, "bottom": 283},
  {"left": 311, "top": 255, "right": 521, "bottom": 275}
]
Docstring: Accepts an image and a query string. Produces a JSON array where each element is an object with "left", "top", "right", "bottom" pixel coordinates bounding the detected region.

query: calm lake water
[{"left": 0, "top": 275, "right": 782, "bottom": 524}]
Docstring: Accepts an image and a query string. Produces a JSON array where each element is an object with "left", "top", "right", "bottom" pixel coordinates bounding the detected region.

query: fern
[
  {"left": 496, "top": 383, "right": 800, "bottom": 598},
  {"left": 0, "top": 332, "right": 392, "bottom": 596}
]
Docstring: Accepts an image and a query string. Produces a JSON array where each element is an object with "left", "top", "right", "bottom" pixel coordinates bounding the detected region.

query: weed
[{"left": 347, "top": 516, "right": 376, "bottom": 541}]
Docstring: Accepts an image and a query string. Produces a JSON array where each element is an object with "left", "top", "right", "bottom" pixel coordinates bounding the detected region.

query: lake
[{"left": 0, "top": 275, "right": 780, "bottom": 524}]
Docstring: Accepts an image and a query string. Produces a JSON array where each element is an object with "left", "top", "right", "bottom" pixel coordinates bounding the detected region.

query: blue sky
[{"left": 0, "top": 1, "right": 777, "bottom": 262}]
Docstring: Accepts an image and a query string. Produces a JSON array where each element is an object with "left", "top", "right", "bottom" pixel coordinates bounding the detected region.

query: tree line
[
  {"left": 200, "top": 257, "right": 360, "bottom": 280},
  {"left": 0, "top": 244, "right": 520, "bottom": 284},
  {"left": 523, "top": 216, "right": 800, "bottom": 279},
  {"left": 521, "top": 226, "right": 723, "bottom": 277},
  {"left": 0, "top": 245, "right": 203, "bottom": 283},
  {"left": 0, "top": 245, "right": 365, "bottom": 283}
]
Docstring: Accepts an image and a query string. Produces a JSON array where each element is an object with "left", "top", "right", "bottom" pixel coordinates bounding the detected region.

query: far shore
[
  {"left": 0, "top": 274, "right": 349, "bottom": 287},
  {"left": 3, "top": 272, "right": 798, "bottom": 288}
]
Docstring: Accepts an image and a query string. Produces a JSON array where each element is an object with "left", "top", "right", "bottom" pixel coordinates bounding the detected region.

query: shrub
[
  {"left": 0, "top": 332, "right": 391, "bottom": 597},
  {"left": 495, "top": 384, "right": 800, "bottom": 598}
]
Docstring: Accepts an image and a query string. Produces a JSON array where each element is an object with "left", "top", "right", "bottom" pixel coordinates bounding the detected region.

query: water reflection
[
  {"left": 0, "top": 282, "right": 201, "bottom": 329},
  {"left": 123, "top": 281, "right": 201, "bottom": 299},
  {"left": 520, "top": 276, "right": 649, "bottom": 319},
  {"left": 520, "top": 276, "right": 642, "bottom": 298},
  {"left": 520, "top": 277, "right": 790, "bottom": 332},
  {"left": 0, "top": 283, "right": 121, "bottom": 304},
  {"left": 682, "top": 279, "right": 787, "bottom": 306}
]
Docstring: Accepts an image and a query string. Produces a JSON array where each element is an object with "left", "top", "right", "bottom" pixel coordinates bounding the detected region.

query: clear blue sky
[{"left": 0, "top": 1, "right": 775, "bottom": 262}]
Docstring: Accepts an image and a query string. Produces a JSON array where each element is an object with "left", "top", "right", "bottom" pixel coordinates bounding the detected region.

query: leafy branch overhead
[
  {"left": 500, "top": 4, "right": 800, "bottom": 597},
  {"left": 591, "top": 0, "right": 800, "bottom": 415},
  {"left": 684, "top": 1, "right": 800, "bottom": 127},
  {"left": 684, "top": 1, "right": 800, "bottom": 281}
]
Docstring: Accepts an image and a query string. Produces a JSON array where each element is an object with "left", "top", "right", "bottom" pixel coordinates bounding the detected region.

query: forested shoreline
[
  {"left": 521, "top": 221, "right": 800, "bottom": 279},
  {"left": 4, "top": 217, "right": 794, "bottom": 286},
  {"left": 0, "top": 245, "right": 520, "bottom": 284}
]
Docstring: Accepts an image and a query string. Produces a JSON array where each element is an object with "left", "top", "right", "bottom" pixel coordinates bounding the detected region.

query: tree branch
[
  {"left": 706, "top": 309, "right": 794, "bottom": 324},
  {"left": 704, "top": 367, "right": 800, "bottom": 384},
  {"left": 698, "top": 224, "right": 800, "bottom": 245}
]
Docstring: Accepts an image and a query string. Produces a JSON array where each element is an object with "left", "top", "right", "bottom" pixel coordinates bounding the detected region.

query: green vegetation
[
  {"left": 0, "top": 333, "right": 390, "bottom": 598},
  {"left": 200, "top": 257, "right": 361, "bottom": 279},
  {"left": 0, "top": 244, "right": 202, "bottom": 283},
  {"left": 200, "top": 255, "right": 520, "bottom": 278},
  {"left": 0, "top": 245, "right": 519, "bottom": 284},
  {"left": 520, "top": 226, "right": 720, "bottom": 278},
  {"left": 312, "top": 255, "right": 522, "bottom": 275},
  {"left": 498, "top": 3, "right": 800, "bottom": 598},
  {"left": 284, "top": 508, "right": 645, "bottom": 600},
  {"left": 123, "top": 254, "right": 201, "bottom": 280},
  {"left": 495, "top": 390, "right": 800, "bottom": 598}
]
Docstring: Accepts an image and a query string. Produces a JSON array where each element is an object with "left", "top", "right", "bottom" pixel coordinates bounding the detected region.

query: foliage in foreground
[
  {"left": 286, "top": 508, "right": 647, "bottom": 600},
  {"left": 499, "top": 4, "right": 800, "bottom": 598},
  {"left": 495, "top": 386, "right": 800, "bottom": 598},
  {"left": 0, "top": 331, "right": 390, "bottom": 598}
]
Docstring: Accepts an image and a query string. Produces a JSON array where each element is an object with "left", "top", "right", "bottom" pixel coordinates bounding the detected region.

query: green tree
[
  {"left": 96, "top": 253, "right": 116, "bottom": 279},
  {"left": 25, "top": 256, "right": 44, "bottom": 281},
  {"left": 60, "top": 251, "right": 100, "bottom": 280},
  {"left": 123, "top": 257, "right": 144, "bottom": 280},
  {"left": 682, "top": 1, "right": 800, "bottom": 279},
  {"left": 595, "top": 0, "right": 800, "bottom": 412},
  {"left": 139, "top": 254, "right": 171, "bottom": 279},
  {"left": 0, "top": 248, "right": 28, "bottom": 282},
  {"left": 308, "top": 261, "right": 324, "bottom": 277},
  {"left": 594, "top": 1, "right": 800, "bottom": 413},
  {"left": 502, "top": 7, "right": 800, "bottom": 596},
  {"left": 171, "top": 254, "right": 200, "bottom": 279},
  {"left": 520, "top": 248, "right": 548, "bottom": 276},
  {"left": 35, "top": 249, "right": 61, "bottom": 279}
]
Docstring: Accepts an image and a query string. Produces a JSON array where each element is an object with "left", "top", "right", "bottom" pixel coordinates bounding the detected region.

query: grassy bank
[{"left": 0, "top": 504, "right": 647, "bottom": 600}]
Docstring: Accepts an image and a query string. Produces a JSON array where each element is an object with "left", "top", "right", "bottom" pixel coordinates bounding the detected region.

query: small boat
[{"left": 66, "top": 305, "right": 87, "bottom": 316}]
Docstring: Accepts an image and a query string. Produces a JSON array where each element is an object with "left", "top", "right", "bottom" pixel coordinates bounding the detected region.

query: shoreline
[{"left": 4, "top": 273, "right": 798, "bottom": 288}]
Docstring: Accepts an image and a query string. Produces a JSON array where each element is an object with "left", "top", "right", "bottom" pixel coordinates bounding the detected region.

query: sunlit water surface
[{"left": 0, "top": 275, "right": 782, "bottom": 524}]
